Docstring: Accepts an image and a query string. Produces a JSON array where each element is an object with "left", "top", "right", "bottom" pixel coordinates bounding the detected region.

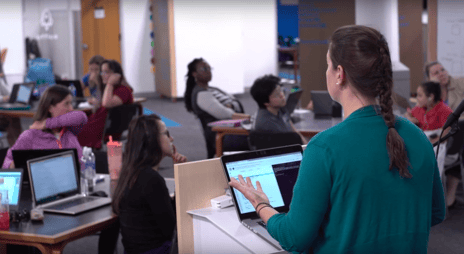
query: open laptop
[
  {"left": 27, "top": 150, "right": 111, "bottom": 215},
  {"left": 0, "top": 168, "right": 23, "bottom": 212},
  {"left": 221, "top": 144, "right": 304, "bottom": 249},
  {"left": 311, "top": 90, "right": 334, "bottom": 118},
  {"left": 392, "top": 92, "right": 414, "bottom": 114},
  {"left": 13, "top": 148, "right": 79, "bottom": 185},
  {"left": 0, "top": 83, "right": 34, "bottom": 110},
  {"left": 285, "top": 89, "right": 304, "bottom": 115}
]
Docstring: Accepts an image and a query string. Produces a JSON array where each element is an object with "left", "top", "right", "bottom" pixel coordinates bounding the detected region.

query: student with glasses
[
  {"left": 77, "top": 60, "right": 134, "bottom": 149},
  {"left": 81, "top": 55, "right": 105, "bottom": 99},
  {"left": 112, "top": 114, "right": 186, "bottom": 254},
  {"left": 184, "top": 58, "right": 250, "bottom": 158}
]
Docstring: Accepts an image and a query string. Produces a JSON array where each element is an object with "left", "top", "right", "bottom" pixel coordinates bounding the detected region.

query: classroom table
[
  {"left": 0, "top": 174, "right": 116, "bottom": 254},
  {"left": 212, "top": 111, "right": 343, "bottom": 157}
]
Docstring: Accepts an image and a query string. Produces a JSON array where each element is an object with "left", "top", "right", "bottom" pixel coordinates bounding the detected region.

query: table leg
[{"left": 216, "top": 132, "right": 226, "bottom": 157}]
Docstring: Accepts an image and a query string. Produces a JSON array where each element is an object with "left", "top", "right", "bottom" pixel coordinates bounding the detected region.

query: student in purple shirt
[{"left": 2, "top": 85, "right": 88, "bottom": 169}]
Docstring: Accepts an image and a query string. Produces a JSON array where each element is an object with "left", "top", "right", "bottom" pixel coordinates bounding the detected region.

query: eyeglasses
[
  {"left": 100, "top": 71, "right": 112, "bottom": 76},
  {"left": 161, "top": 130, "right": 171, "bottom": 138},
  {"left": 198, "top": 66, "right": 212, "bottom": 72}
]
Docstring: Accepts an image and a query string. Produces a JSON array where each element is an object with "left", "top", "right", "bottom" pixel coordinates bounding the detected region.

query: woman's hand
[
  {"left": 229, "top": 175, "right": 270, "bottom": 209},
  {"left": 107, "top": 73, "right": 121, "bottom": 85},
  {"left": 29, "top": 120, "right": 47, "bottom": 130},
  {"left": 87, "top": 97, "right": 99, "bottom": 106},
  {"left": 171, "top": 144, "right": 187, "bottom": 164}
]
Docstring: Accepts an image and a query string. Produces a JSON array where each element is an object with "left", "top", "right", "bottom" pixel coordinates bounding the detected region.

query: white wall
[
  {"left": 437, "top": 0, "right": 464, "bottom": 77},
  {"left": 120, "top": 0, "right": 156, "bottom": 94},
  {"left": 0, "top": 1, "right": 25, "bottom": 88},
  {"left": 355, "top": 0, "right": 400, "bottom": 62},
  {"left": 173, "top": 0, "right": 277, "bottom": 97}
]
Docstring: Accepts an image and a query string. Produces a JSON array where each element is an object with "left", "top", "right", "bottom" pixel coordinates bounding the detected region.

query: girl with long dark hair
[
  {"left": 78, "top": 59, "right": 134, "bottom": 149},
  {"left": 112, "top": 114, "right": 186, "bottom": 254},
  {"left": 229, "top": 25, "right": 445, "bottom": 253}
]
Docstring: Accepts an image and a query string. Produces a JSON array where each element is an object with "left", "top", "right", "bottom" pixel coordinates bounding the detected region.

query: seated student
[
  {"left": 78, "top": 60, "right": 133, "bottom": 149},
  {"left": 184, "top": 58, "right": 249, "bottom": 158},
  {"left": 112, "top": 114, "right": 187, "bottom": 254},
  {"left": 404, "top": 81, "right": 452, "bottom": 179},
  {"left": 2, "top": 85, "right": 88, "bottom": 169},
  {"left": 81, "top": 55, "right": 105, "bottom": 99},
  {"left": 250, "top": 74, "right": 307, "bottom": 144}
]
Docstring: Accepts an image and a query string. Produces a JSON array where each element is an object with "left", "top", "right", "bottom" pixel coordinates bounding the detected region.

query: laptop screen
[
  {"left": 223, "top": 147, "right": 302, "bottom": 217},
  {"left": 29, "top": 152, "right": 79, "bottom": 204},
  {"left": 0, "top": 170, "right": 23, "bottom": 207},
  {"left": 16, "top": 84, "right": 32, "bottom": 104}
]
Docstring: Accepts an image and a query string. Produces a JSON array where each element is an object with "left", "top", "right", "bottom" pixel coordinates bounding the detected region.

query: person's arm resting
[
  {"left": 196, "top": 91, "right": 235, "bottom": 119},
  {"left": 290, "top": 121, "right": 308, "bottom": 144},
  {"left": 101, "top": 84, "right": 123, "bottom": 108},
  {"left": 46, "top": 111, "right": 88, "bottom": 135},
  {"left": 266, "top": 143, "right": 332, "bottom": 252}
]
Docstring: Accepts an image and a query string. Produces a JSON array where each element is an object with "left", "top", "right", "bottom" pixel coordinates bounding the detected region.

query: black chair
[
  {"left": 101, "top": 103, "right": 140, "bottom": 149},
  {"left": 248, "top": 131, "right": 303, "bottom": 150}
]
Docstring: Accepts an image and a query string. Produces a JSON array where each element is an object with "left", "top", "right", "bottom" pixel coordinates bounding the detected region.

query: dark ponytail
[
  {"left": 330, "top": 25, "right": 411, "bottom": 178},
  {"left": 184, "top": 58, "right": 204, "bottom": 112}
]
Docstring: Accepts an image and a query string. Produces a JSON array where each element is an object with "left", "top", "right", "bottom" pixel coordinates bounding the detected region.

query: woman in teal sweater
[{"left": 230, "top": 25, "right": 446, "bottom": 253}]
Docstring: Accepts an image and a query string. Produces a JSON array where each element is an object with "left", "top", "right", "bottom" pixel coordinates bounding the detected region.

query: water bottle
[
  {"left": 81, "top": 147, "right": 96, "bottom": 196},
  {"left": 69, "top": 83, "right": 77, "bottom": 97}
]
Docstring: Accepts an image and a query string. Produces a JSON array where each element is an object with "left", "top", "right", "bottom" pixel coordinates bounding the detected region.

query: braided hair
[
  {"left": 329, "top": 25, "right": 411, "bottom": 178},
  {"left": 184, "top": 58, "right": 204, "bottom": 112}
]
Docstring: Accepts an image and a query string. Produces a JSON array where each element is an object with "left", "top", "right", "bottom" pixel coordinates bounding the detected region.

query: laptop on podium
[
  {"left": 221, "top": 144, "right": 304, "bottom": 249},
  {"left": 27, "top": 150, "right": 111, "bottom": 215}
]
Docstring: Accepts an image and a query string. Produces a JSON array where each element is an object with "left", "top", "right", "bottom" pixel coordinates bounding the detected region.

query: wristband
[
  {"left": 257, "top": 204, "right": 272, "bottom": 217},
  {"left": 254, "top": 202, "right": 270, "bottom": 211}
]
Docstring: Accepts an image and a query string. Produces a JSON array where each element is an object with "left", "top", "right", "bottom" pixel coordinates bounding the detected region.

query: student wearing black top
[{"left": 112, "top": 114, "right": 187, "bottom": 254}]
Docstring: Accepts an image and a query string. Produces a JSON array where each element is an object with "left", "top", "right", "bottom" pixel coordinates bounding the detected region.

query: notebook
[
  {"left": 13, "top": 148, "right": 80, "bottom": 185},
  {"left": 221, "top": 144, "right": 304, "bottom": 249},
  {"left": 0, "top": 83, "right": 34, "bottom": 110},
  {"left": 27, "top": 150, "right": 111, "bottom": 215},
  {"left": 310, "top": 90, "right": 333, "bottom": 118},
  {"left": 0, "top": 168, "right": 23, "bottom": 212}
]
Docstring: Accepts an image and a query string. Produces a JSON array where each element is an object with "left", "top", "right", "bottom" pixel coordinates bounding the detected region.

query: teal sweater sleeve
[
  {"left": 267, "top": 141, "right": 332, "bottom": 252},
  {"left": 431, "top": 159, "right": 446, "bottom": 226}
]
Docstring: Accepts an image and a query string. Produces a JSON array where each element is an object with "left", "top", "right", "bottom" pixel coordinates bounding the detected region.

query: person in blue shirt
[
  {"left": 81, "top": 55, "right": 105, "bottom": 99},
  {"left": 230, "top": 25, "right": 446, "bottom": 253}
]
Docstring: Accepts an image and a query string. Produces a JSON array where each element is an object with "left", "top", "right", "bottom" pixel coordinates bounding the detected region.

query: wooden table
[
  {"left": 0, "top": 175, "right": 117, "bottom": 254},
  {"left": 213, "top": 111, "right": 343, "bottom": 157},
  {"left": 278, "top": 47, "right": 299, "bottom": 83}
]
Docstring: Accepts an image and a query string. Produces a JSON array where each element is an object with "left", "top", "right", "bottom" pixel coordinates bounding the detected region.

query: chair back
[
  {"left": 102, "top": 103, "right": 140, "bottom": 142},
  {"left": 248, "top": 131, "right": 302, "bottom": 150}
]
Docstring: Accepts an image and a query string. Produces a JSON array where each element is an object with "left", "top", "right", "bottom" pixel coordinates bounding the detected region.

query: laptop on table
[
  {"left": 13, "top": 148, "right": 80, "bottom": 185},
  {"left": 0, "top": 168, "right": 24, "bottom": 212},
  {"left": 0, "top": 83, "right": 34, "bottom": 110},
  {"left": 221, "top": 144, "right": 304, "bottom": 249},
  {"left": 27, "top": 150, "right": 111, "bottom": 215},
  {"left": 311, "top": 90, "right": 334, "bottom": 118}
]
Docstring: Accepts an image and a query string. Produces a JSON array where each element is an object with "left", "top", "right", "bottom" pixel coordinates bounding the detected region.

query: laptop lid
[
  {"left": 8, "top": 83, "right": 34, "bottom": 104},
  {"left": 0, "top": 168, "right": 23, "bottom": 211},
  {"left": 27, "top": 150, "right": 80, "bottom": 206},
  {"left": 311, "top": 90, "right": 333, "bottom": 116},
  {"left": 221, "top": 145, "right": 303, "bottom": 221},
  {"left": 13, "top": 149, "right": 79, "bottom": 185},
  {"left": 56, "top": 80, "right": 84, "bottom": 98},
  {"left": 284, "top": 89, "right": 303, "bottom": 115}
]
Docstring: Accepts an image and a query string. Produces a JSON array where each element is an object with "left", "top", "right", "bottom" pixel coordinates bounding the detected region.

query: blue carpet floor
[{"left": 143, "top": 108, "right": 181, "bottom": 127}]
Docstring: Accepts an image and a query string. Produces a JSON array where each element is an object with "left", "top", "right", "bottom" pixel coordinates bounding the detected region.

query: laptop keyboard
[
  {"left": 46, "top": 197, "right": 96, "bottom": 210},
  {"left": 257, "top": 221, "right": 267, "bottom": 228}
]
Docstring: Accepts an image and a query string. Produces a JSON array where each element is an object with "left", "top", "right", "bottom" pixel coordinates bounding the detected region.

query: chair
[
  {"left": 248, "top": 131, "right": 303, "bottom": 150},
  {"left": 101, "top": 103, "right": 140, "bottom": 150}
]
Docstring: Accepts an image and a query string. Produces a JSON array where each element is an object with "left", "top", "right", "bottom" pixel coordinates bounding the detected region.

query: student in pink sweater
[{"left": 2, "top": 85, "right": 88, "bottom": 169}]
